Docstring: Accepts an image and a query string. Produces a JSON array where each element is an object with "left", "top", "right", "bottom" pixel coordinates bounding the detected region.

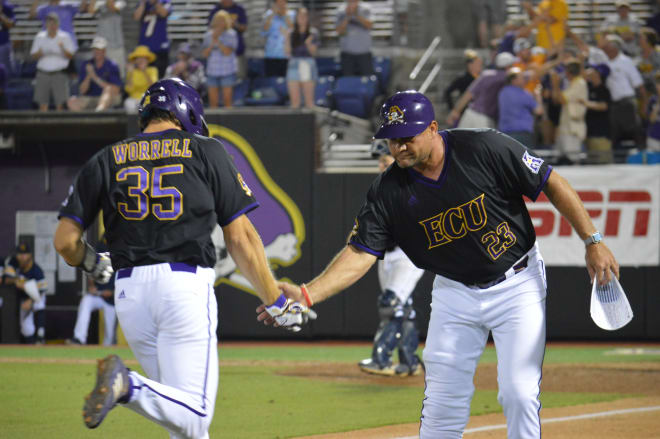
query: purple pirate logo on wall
[{"left": 208, "top": 124, "right": 305, "bottom": 293}]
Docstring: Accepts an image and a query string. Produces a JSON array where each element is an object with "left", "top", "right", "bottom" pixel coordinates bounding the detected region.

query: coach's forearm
[
  {"left": 53, "top": 218, "right": 86, "bottom": 266},
  {"left": 223, "top": 215, "right": 281, "bottom": 305},
  {"left": 543, "top": 171, "right": 597, "bottom": 240},
  {"left": 307, "top": 245, "right": 377, "bottom": 304}
]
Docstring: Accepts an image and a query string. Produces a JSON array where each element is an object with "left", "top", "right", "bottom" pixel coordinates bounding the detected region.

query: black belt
[
  {"left": 116, "top": 262, "right": 197, "bottom": 279},
  {"left": 463, "top": 256, "right": 529, "bottom": 290},
  {"left": 37, "top": 69, "right": 66, "bottom": 75}
]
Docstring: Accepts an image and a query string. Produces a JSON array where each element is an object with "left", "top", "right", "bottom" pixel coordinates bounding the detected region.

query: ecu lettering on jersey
[{"left": 418, "top": 194, "right": 487, "bottom": 249}]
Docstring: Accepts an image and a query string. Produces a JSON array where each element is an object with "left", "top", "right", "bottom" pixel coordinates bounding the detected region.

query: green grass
[{"left": 0, "top": 344, "right": 655, "bottom": 438}]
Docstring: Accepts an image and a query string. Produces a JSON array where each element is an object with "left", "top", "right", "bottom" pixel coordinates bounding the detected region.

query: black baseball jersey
[
  {"left": 349, "top": 129, "right": 552, "bottom": 284},
  {"left": 59, "top": 129, "right": 258, "bottom": 269},
  {"left": 5, "top": 257, "right": 48, "bottom": 302}
]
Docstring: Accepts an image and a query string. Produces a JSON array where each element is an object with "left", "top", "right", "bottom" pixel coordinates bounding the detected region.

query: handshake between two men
[{"left": 257, "top": 282, "right": 317, "bottom": 332}]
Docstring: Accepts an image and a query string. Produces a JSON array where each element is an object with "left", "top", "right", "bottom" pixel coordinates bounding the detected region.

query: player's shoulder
[
  {"left": 444, "top": 128, "right": 511, "bottom": 153},
  {"left": 30, "top": 262, "right": 45, "bottom": 278},
  {"left": 372, "top": 162, "right": 406, "bottom": 194}
]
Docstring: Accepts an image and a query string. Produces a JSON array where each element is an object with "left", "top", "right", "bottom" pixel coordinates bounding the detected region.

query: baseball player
[
  {"left": 69, "top": 240, "right": 116, "bottom": 346},
  {"left": 358, "top": 151, "right": 426, "bottom": 377},
  {"left": 53, "top": 78, "right": 315, "bottom": 438},
  {"left": 5, "top": 243, "right": 48, "bottom": 344},
  {"left": 264, "top": 90, "right": 619, "bottom": 438}
]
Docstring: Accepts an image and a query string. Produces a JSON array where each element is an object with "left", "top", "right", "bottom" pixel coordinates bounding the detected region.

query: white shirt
[
  {"left": 606, "top": 51, "right": 643, "bottom": 101},
  {"left": 30, "top": 29, "right": 75, "bottom": 72}
]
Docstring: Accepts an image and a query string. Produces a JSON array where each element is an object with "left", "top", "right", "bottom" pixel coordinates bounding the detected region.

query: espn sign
[{"left": 524, "top": 166, "right": 660, "bottom": 266}]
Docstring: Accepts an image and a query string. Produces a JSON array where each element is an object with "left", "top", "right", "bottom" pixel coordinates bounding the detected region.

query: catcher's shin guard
[
  {"left": 397, "top": 319, "right": 421, "bottom": 375},
  {"left": 372, "top": 316, "right": 403, "bottom": 367}
]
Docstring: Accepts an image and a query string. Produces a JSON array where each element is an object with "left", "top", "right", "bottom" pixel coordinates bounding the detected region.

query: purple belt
[{"left": 116, "top": 262, "right": 197, "bottom": 279}]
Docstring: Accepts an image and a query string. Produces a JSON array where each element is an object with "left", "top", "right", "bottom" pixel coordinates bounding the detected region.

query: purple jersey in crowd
[
  {"left": 498, "top": 85, "right": 537, "bottom": 134},
  {"left": 207, "top": 2, "right": 247, "bottom": 56},
  {"left": 36, "top": 2, "right": 79, "bottom": 47},
  {"left": 467, "top": 69, "right": 508, "bottom": 120},
  {"left": 137, "top": 0, "right": 171, "bottom": 53},
  {"left": 78, "top": 58, "right": 122, "bottom": 96},
  {"left": 0, "top": 0, "right": 16, "bottom": 46}
]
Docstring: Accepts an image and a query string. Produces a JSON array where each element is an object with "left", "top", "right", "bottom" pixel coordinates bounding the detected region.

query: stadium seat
[
  {"left": 332, "top": 75, "right": 379, "bottom": 118},
  {"left": 244, "top": 77, "right": 287, "bottom": 106},
  {"left": 626, "top": 151, "right": 660, "bottom": 164},
  {"left": 5, "top": 78, "right": 34, "bottom": 110},
  {"left": 246, "top": 58, "right": 265, "bottom": 79},
  {"left": 316, "top": 57, "right": 342, "bottom": 77},
  {"left": 373, "top": 56, "right": 391, "bottom": 92},
  {"left": 314, "top": 75, "right": 334, "bottom": 107},
  {"left": 18, "top": 60, "right": 37, "bottom": 79},
  {"left": 232, "top": 79, "right": 250, "bottom": 106}
]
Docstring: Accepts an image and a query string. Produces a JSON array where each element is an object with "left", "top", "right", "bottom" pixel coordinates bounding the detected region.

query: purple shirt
[
  {"left": 647, "top": 95, "right": 660, "bottom": 140},
  {"left": 468, "top": 69, "right": 508, "bottom": 120},
  {"left": 137, "top": 0, "right": 171, "bottom": 52},
  {"left": 0, "top": 0, "right": 16, "bottom": 46},
  {"left": 207, "top": 3, "right": 247, "bottom": 55},
  {"left": 37, "top": 3, "right": 79, "bottom": 47},
  {"left": 78, "top": 58, "right": 121, "bottom": 96},
  {"left": 498, "top": 85, "right": 537, "bottom": 133}
]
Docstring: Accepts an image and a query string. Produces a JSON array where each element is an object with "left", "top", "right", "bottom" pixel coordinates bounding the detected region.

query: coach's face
[{"left": 387, "top": 121, "right": 436, "bottom": 169}]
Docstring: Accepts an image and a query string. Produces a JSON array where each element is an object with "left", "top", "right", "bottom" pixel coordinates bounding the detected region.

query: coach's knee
[{"left": 497, "top": 379, "right": 540, "bottom": 413}]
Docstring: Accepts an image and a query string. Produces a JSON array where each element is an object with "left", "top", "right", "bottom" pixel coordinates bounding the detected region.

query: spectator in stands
[
  {"left": 0, "top": 0, "right": 16, "bottom": 75},
  {"left": 583, "top": 63, "right": 613, "bottom": 163},
  {"left": 164, "top": 43, "right": 205, "bottom": 93},
  {"left": 123, "top": 45, "right": 158, "bottom": 113},
  {"left": 473, "top": 0, "right": 507, "bottom": 49},
  {"left": 498, "top": 66, "right": 543, "bottom": 147},
  {"left": 443, "top": 49, "right": 482, "bottom": 116},
  {"left": 600, "top": 1, "right": 642, "bottom": 57},
  {"left": 29, "top": 0, "right": 87, "bottom": 50},
  {"left": 133, "top": 0, "right": 171, "bottom": 77},
  {"left": 497, "top": 17, "right": 533, "bottom": 55},
  {"left": 262, "top": 0, "right": 293, "bottom": 77},
  {"left": 336, "top": 0, "right": 373, "bottom": 76},
  {"left": 646, "top": 0, "right": 660, "bottom": 37},
  {"left": 67, "top": 36, "right": 121, "bottom": 111},
  {"left": 636, "top": 27, "right": 660, "bottom": 92},
  {"left": 603, "top": 34, "right": 646, "bottom": 152},
  {"left": 521, "top": 0, "right": 569, "bottom": 51},
  {"left": 286, "top": 7, "right": 319, "bottom": 109},
  {"left": 446, "top": 51, "right": 515, "bottom": 129},
  {"left": 207, "top": 0, "right": 247, "bottom": 78},
  {"left": 30, "top": 12, "right": 74, "bottom": 111},
  {"left": 0, "top": 61, "right": 6, "bottom": 108},
  {"left": 203, "top": 10, "right": 237, "bottom": 107},
  {"left": 551, "top": 58, "right": 587, "bottom": 164},
  {"left": 87, "top": 0, "right": 125, "bottom": 77},
  {"left": 646, "top": 71, "right": 660, "bottom": 151}
]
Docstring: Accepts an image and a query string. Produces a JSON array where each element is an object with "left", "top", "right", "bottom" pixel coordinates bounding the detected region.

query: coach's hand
[
  {"left": 81, "top": 242, "right": 114, "bottom": 284},
  {"left": 258, "top": 293, "right": 317, "bottom": 332},
  {"left": 585, "top": 242, "right": 619, "bottom": 286}
]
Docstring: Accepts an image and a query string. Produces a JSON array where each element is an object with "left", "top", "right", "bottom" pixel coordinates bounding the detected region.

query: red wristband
[{"left": 301, "top": 283, "right": 313, "bottom": 307}]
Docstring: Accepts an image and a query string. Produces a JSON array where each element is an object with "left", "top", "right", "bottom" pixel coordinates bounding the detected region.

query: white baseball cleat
[{"left": 358, "top": 358, "right": 397, "bottom": 376}]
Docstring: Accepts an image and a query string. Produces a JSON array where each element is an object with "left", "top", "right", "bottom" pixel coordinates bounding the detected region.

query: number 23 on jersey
[{"left": 116, "top": 164, "right": 183, "bottom": 221}]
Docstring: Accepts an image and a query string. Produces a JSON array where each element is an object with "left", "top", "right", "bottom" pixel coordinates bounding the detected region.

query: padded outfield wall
[{"left": 0, "top": 111, "right": 658, "bottom": 342}]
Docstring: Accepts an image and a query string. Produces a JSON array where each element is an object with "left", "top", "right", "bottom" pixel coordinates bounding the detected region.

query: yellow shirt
[
  {"left": 535, "top": 0, "right": 569, "bottom": 49},
  {"left": 125, "top": 67, "right": 159, "bottom": 100}
]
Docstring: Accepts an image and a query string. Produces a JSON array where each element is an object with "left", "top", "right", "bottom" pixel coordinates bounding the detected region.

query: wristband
[{"left": 301, "top": 283, "right": 313, "bottom": 307}]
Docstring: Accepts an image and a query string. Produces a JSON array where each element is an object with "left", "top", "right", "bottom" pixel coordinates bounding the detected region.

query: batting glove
[
  {"left": 265, "top": 293, "right": 317, "bottom": 332},
  {"left": 80, "top": 241, "right": 114, "bottom": 284}
]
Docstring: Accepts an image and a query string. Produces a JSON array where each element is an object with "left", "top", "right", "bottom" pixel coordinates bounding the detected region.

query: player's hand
[
  {"left": 259, "top": 293, "right": 317, "bottom": 332},
  {"left": 21, "top": 299, "right": 33, "bottom": 311},
  {"left": 15, "top": 278, "right": 26, "bottom": 291},
  {"left": 585, "top": 242, "right": 619, "bottom": 286},
  {"left": 81, "top": 247, "right": 114, "bottom": 284}
]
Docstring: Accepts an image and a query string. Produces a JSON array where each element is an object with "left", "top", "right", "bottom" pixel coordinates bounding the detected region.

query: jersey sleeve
[
  {"left": 488, "top": 130, "right": 552, "bottom": 201},
  {"left": 4, "top": 257, "right": 18, "bottom": 278},
  {"left": 203, "top": 138, "right": 258, "bottom": 226},
  {"left": 33, "top": 266, "right": 47, "bottom": 293},
  {"left": 58, "top": 153, "right": 104, "bottom": 228},
  {"left": 348, "top": 179, "right": 395, "bottom": 258}
]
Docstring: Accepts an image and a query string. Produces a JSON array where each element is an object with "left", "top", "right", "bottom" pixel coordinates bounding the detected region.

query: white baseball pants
[
  {"left": 420, "top": 243, "right": 547, "bottom": 439},
  {"left": 19, "top": 293, "right": 46, "bottom": 338},
  {"left": 114, "top": 263, "right": 218, "bottom": 439},
  {"left": 73, "top": 294, "right": 116, "bottom": 345},
  {"left": 378, "top": 247, "right": 425, "bottom": 303}
]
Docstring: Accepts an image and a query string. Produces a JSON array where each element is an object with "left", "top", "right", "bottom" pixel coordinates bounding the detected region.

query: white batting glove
[
  {"left": 265, "top": 293, "right": 317, "bottom": 332},
  {"left": 80, "top": 241, "right": 114, "bottom": 284}
]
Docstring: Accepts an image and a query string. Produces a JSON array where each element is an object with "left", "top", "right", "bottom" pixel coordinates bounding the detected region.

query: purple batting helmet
[
  {"left": 373, "top": 90, "right": 435, "bottom": 139},
  {"left": 138, "top": 78, "right": 209, "bottom": 136}
]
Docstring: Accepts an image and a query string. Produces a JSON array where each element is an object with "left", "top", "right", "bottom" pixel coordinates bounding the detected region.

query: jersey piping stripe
[
  {"left": 405, "top": 130, "right": 452, "bottom": 188},
  {"left": 349, "top": 240, "right": 384, "bottom": 258},
  {"left": 531, "top": 166, "right": 553, "bottom": 202},
  {"left": 219, "top": 201, "right": 260, "bottom": 227},
  {"left": 132, "top": 383, "right": 208, "bottom": 417},
  {"left": 59, "top": 213, "right": 85, "bottom": 228},
  {"left": 201, "top": 284, "right": 212, "bottom": 412},
  {"left": 134, "top": 129, "right": 182, "bottom": 137}
]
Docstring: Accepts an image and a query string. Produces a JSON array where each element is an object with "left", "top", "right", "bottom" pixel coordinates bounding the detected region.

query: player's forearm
[
  {"left": 54, "top": 218, "right": 86, "bottom": 266},
  {"left": 306, "top": 245, "right": 377, "bottom": 304},
  {"left": 543, "top": 171, "right": 597, "bottom": 240},
  {"left": 223, "top": 217, "right": 281, "bottom": 304}
]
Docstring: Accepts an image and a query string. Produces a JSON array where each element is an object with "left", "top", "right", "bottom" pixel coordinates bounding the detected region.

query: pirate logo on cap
[{"left": 385, "top": 105, "right": 404, "bottom": 125}]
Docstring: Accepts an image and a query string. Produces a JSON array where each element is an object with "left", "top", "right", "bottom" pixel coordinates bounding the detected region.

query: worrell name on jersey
[
  {"left": 350, "top": 129, "right": 552, "bottom": 285},
  {"left": 59, "top": 129, "right": 258, "bottom": 270}
]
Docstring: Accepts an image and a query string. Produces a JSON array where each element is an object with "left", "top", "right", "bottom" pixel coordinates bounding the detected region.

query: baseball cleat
[
  {"left": 83, "top": 355, "right": 129, "bottom": 429},
  {"left": 394, "top": 356, "right": 425, "bottom": 377},
  {"left": 358, "top": 358, "right": 396, "bottom": 376}
]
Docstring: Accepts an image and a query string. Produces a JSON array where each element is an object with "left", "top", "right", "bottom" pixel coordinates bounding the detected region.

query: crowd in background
[
  {"left": 0, "top": 0, "right": 376, "bottom": 111},
  {"left": 445, "top": 0, "right": 660, "bottom": 163}
]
